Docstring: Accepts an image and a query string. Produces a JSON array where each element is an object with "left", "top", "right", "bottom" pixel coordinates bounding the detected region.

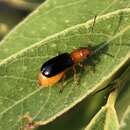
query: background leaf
[
  {"left": 84, "top": 65, "right": 130, "bottom": 130},
  {"left": 116, "top": 78, "right": 130, "bottom": 122},
  {"left": 84, "top": 95, "right": 119, "bottom": 130},
  {"left": 115, "top": 69, "right": 130, "bottom": 130},
  {"left": 0, "top": 8, "right": 130, "bottom": 130},
  {"left": 120, "top": 106, "right": 130, "bottom": 130}
]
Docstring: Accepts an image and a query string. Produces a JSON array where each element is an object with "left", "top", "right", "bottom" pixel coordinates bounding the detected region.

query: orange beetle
[{"left": 37, "top": 48, "right": 92, "bottom": 87}]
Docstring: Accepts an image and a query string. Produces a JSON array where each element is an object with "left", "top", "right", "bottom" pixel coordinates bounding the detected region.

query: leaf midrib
[{"left": 0, "top": 8, "right": 130, "bottom": 66}]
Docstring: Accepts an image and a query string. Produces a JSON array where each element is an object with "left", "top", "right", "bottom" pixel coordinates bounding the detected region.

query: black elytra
[{"left": 41, "top": 53, "right": 74, "bottom": 77}]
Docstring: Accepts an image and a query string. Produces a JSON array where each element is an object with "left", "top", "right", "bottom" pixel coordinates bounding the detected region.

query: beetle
[{"left": 37, "top": 48, "right": 92, "bottom": 87}]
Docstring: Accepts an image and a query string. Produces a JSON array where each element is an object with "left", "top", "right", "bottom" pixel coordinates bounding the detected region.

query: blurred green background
[{"left": 0, "top": 0, "right": 45, "bottom": 40}]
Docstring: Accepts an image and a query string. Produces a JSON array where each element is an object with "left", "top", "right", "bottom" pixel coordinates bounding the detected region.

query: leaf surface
[
  {"left": 120, "top": 106, "right": 130, "bottom": 130},
  {"left": 84, "top": 90, "right": 119, "bottom": 130},
  {"left": 115, "top": 66, "right": 130, "bottom": 130},
  {"left": 0, "top": 0, "right": 130, "bottom": 61},
  {"left": 116, "top": 75, "right": 130, "bottom": 121},
  {"left": 0, "top": 9, "right": 130, "bottom": 130}
]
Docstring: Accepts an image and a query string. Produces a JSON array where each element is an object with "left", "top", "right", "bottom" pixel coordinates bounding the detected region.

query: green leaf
[
  {"left": 115, "top": 67, "right": 130, "bottom": 130},
  {"left": 0, "top": 0, "right": 130, "bottom": 61},
  {"left": 38, "top": 85, "right": 110, "bottom": 130},
  {"left": 120, "top": 106, "right": 130, "bottom": 130},
  {"left": 84, "top": 65, "right": 130, "bottom": 130},
  {"left": 116, "top": 77, "right": 130, "bottom": 121},
  {"left": 84, "top": 90, "right": 119, "bottom": 130},
  {"left": 0, "top": 8, "right": 130, "bottom": 130}
]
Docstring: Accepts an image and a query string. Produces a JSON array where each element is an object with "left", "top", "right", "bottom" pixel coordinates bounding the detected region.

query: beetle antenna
[
  {"left": 113, "top": 12, "right": 123, "bottom": 35},
  {"left": 93, "top": 13, "right": 124, "bottom": 55},
  {"left": 91, "top": 15, "right": 97, "bottom": 32}
]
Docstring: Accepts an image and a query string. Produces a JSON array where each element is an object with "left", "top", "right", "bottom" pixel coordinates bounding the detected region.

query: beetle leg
[
  {"left": 72, "top": 65, "right": 80, "bottom": 85},
  {"left": 59, "top": 74, "right": 66, "bottom": 93},
  {"left": 91, "top": 15, "right": 97, "bottom": 32},
  {"left": 72, "top": 65, "right": 77, "bottom": 81}
]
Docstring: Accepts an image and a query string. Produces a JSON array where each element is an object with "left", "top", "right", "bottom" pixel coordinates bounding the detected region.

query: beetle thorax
[{"left": 70, "top": 48, "right": 91, "bottom": 63}]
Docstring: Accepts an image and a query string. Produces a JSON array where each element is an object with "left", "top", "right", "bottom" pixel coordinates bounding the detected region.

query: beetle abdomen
[{"left": 41, "top": 53, "right": 74, "bottom": 77}]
